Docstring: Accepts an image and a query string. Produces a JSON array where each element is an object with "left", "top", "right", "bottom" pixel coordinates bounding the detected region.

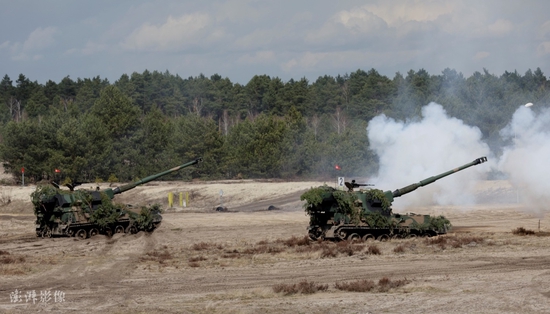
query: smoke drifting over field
[
  {"left": 498, "top": 106, "right": 550, "bottom": 216},
  {"left": 366, "top": 103, "right": 493, "bottom": 209},
  {"left": 367, "top": 102, "right": 550, "bottom": 213}
]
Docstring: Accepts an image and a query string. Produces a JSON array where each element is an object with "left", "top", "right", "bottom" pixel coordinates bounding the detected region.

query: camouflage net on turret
[
  {"left": 301, "top": 185, "right": 363, "bottom": 225},
  {"left": 31, "top": 185, "right": 58, "bottom": 208},
  {"left": 364, "top": 189, "right": 392, "bottom": 213},
  {"left": 301, "top": 185, "right": 332, "bottom": 208},
  {"left": 301, "top": 185, "right": 358, "bottom": 216}
]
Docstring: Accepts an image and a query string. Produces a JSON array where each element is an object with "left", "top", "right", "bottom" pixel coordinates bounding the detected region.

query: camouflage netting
[
  {"left": 301, "top": 185, "right": 333, "bottom": 208},
  {"left": 410, "top": 215, "right": 452, "bottom": 232},
  {"left": 362, "top": 212, "right": 393, "bottom": 229},
  {"left": 89, "top": 193, "right": 126, "bottom": 228},
  {"left": 31, "top": 185, "right": 58, "bottom": 208},
  {"left": 32, "top": 184, "right": 163, "bottom": 232},
  {"left": 364, "top": 189, "right": 392, "bottom": 212},
  {"left": 301, "top": 185, "right": 358, "bottom": 215},
  {"left": 301, "top": 185, "right": 362, "bottom": 225},
  {"left": 131, "top": 204, "right": 162, "bottom": 231}
]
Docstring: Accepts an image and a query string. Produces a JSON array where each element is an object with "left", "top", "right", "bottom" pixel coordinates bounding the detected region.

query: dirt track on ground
[{"left": 1, "top": 180, "right": 550, "bottom": 313}]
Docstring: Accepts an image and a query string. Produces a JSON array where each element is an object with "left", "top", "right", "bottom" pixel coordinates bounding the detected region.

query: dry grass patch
[
  {"left": 192, "top": 242, "right": 212, "bottom": 251},
  {"left": 273, "top": 279, "right": 328, "bottom": 295},
  {"left": 512, "top": 227, "right": 535, "bottom": 236},
  {"left": 242, "top": 243, "right": 285, "bottom": 255},
  {"left": 393, "top": 244, "right": 406, "bottom": 253},
  {"left": 280, "top": 235, "right": 311, "bottom": 247},
  {"left": 335, "top": 277, "right": 410, "bottom": 293},
  {"left": 0, "top": 251, "right": 31, "bottom": 276},
  {"left": 367, "top": 244, "right": 381, "bottom": 255},
  {"left": 425, "top": 235, "right": 484, "bottom": 249},
  {"left": 140, "top": 249, "right": 173, "bottom": 264},
  {"left": 335, "top": 279, "right": 376, "bottom": 292},
  {"left": 188, "top": 256, "right": 207, "bottom": 262},
  {"left": 0, "top": 251, "right": 26, "bottom": 265}
]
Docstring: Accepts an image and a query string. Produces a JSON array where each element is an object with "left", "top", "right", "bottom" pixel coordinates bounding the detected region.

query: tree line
[{"left": 0, "top": 67, "right": 548, "bottom": 184}]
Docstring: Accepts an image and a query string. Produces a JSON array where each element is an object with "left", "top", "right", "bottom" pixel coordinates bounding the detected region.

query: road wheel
[
  {"left": 337, "top": 230, "right": 347, "bottom": 241},
  {"left": 347, "top": 233, "right": 361, "bottom": 242},
  {"left": 391, "top": 234, "right": 403, "bottom": 240},
  {"left": 407, "top": 234, "right": 417, "bottom": 239},
  {"left": 104, "top": 227, "right": 112, "bottom": 237},
  {"left": 43, "top": 228, "right": 52, "bottom": 238},
  {"left": 89, "top": 228, "right": 99, "bottom": 237},
  {"left": 114, "top": 225, "right": 125, "bottom": 234},
  {"left": 362, "top": 234, "right": 375, "bottom": 242},
  {"left": 377, "top": 234, "right": 390, "bottom": 242},
  {"left": 67, "top": 229, "right": 74, "bottom": 237},
  {"left": 126, "top": 225, "right": 138, "bottom": 234},
  {"left": 76, "top": 229, "right": 88, "bottom": 239}
]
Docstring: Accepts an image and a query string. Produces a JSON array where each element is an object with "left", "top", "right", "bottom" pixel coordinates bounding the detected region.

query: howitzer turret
[
  {"left": 301, "top": 156, "right": 488, "bottom": 241},
  {"left": 32, "top": 158, "right": 202, "bottom": 239}
]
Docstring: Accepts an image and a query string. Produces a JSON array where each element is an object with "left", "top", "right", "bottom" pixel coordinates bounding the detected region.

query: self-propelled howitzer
[
  {"left": 302, "top": 157, "right": 487, "bottom": 241},
  {"left": 33, "top": 158, "right": 202, "bottom": 239}
]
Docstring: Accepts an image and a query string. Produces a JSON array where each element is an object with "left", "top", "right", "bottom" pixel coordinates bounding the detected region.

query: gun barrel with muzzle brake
[
  {"left": 384, "top": 157, "right": 488, "bottom": 202},
  {"left": 102, "top": 157, "right": 202, "bottom": 199}
]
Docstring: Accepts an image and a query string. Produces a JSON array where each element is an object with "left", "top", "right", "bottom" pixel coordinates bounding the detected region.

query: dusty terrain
[{"left": 1, "top": 178, "right": 550, "bottom": 314}]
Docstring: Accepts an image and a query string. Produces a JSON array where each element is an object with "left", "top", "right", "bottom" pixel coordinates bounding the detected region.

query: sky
[{"left": 1, "top": 0, "right": 550, "bottom": 85}]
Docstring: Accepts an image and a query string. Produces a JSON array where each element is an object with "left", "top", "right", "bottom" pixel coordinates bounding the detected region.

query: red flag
[
  {"left": 335, "top": 165, "right": 341, "bottom": 170},
  {"left": 54, "top": 168, "right": 61, "bottom": 173}
]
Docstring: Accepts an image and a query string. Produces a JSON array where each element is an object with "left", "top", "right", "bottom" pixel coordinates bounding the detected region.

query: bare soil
[{"left": 1, "top": 179, "right": 550, "bottom": 313}]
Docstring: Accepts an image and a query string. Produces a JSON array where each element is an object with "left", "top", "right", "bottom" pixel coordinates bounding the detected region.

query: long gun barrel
[
  {"left": 384, "top": 157, "right": 487, "bottom": 202},
  {"left": 103, "top": 158, "right": 202, "bottom": 199}
]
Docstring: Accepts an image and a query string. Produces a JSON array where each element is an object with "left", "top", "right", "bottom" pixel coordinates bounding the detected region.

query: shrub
[
  {"left": 273, "top": 280, "right": 328, "bottom": 295},
  {"left": 141, "top": 249, "right": 172, "bottom": 264},
  {"left": 393, "top": 245, "right": 405, "bottom": 253},
  {"left": 378, "top": 277, "right": 410, "bottom": 292},
  {"left": 192, "top": 242, "right": 211, "bottom": 251},
  {"left": 282, "top": 235, "right": 311, "bottom": 247},
  {"left": 367, "top": 245, "right": 381, "bottom": 255},
  {"left": 321, "top": 247, "right": 337, "bottom": 258},
  {"left": 188, "top": 256, "right": 207, "bottom": 262},
  {"left": 426, "top": 235, "right": 485, "bottom": 249},
  {"left": 512, "top": 227, "right": 535, "bottom": 236},
  {"left": 335, "top": 279, "right": 375, "bottom": 292},
  {"left": 0, "top": 255, "right": 25, "bottom": 264}
]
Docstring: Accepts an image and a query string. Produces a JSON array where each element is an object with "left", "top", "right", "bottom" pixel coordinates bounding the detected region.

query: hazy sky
[{"left": 2, "top": 0, "right": 550, "bottom": 85}]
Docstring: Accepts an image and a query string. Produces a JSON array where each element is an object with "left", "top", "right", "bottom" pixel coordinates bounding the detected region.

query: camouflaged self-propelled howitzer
[
  {"left": 32, "top": 158, "right": 202, "bottom": 239},
  {"left": 302, "top": 157, "right": 487, "bottom": 241}
]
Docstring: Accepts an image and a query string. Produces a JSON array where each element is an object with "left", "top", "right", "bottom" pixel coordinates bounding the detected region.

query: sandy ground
[{"left": 1, "top": 179, "right": 550, "bottom": 313}]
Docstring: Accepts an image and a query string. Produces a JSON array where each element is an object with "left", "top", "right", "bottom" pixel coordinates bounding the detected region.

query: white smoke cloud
[
  {"left": 498, "top": 106, "right": 550, "bottom": 216},
  {"left": 367, "top": 102, "right": 493, "bottom": 210}
]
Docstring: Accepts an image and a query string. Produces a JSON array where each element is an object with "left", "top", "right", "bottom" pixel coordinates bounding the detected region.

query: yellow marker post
[
  {"left": 179, "top": 192, "right": 183, "bottom": 207},
  {"left": 168, "top": 192, "right": 173, "bottom": 208}
]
